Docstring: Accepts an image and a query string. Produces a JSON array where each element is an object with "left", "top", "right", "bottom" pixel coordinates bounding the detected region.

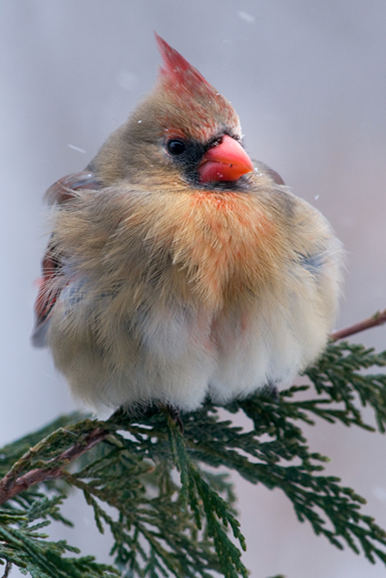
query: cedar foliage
[{"left": 1, "top": 340, "right": 386, "bottom": 577}]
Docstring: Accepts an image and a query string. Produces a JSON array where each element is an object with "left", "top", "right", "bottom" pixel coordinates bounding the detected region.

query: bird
[{"left": 32, "top": 33, "right": 343, "bottom": 414}]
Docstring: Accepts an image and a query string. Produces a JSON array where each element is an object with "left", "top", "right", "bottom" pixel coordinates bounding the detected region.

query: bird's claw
[{"left": 164, "top": 404, "right": 184, "bottom": 434}]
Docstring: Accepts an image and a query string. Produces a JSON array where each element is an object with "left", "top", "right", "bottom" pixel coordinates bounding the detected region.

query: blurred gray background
[{"left": 1, "top": 1, "right": 386, "bottom": 576}]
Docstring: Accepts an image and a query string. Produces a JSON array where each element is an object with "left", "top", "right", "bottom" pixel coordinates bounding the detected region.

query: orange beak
[{"left": 198, "top": 134, "right": 254, "bottom": 184}]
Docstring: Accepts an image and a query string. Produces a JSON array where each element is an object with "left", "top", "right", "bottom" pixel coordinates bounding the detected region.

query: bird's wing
[
  {"left": 44, "top": 167, "right": 102, "bottom": 205},
  {"left": 254, "top": 160, "right": 285, "bottom": 185},
  {"left": 32, "top": 169, "right": 102, "bottom": 347},
  {"left": 32, "top": 243, "right": 64, "bottom": 347}
]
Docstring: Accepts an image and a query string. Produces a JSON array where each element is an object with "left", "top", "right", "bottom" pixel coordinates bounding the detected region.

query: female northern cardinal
[{"left": 32, "top": 34, "right": 343, "bottom": 412}]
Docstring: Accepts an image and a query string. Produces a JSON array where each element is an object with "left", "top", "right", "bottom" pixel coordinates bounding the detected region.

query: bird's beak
[{"left": 198, "top": 134, "right": 254, "bottom": 184}]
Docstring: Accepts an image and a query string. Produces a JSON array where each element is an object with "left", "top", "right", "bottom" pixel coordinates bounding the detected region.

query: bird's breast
[
  {"left": 147, "top": 189, "right": 289, "bottom": 310},
  {"left": 53, "top": 184, "right": 292, "bottom": 315}
]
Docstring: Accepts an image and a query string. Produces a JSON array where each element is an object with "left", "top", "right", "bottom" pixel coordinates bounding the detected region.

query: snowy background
[{"left": 1, "top": 1, "right": 386, "bottom": 576}]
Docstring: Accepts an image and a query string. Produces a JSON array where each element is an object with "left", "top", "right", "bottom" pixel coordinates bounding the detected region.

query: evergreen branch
[
  {"left": 0, "top": 425, "right": 108, "bottom": 505},
  {"left": 330, "top": 308, "right": 386, "bottom": 341},
  {"left": 1, "top": 341, "right": 386, "bottom": 576},
  {"left": 305, "top": 342, "right": 386, "bottom": 433},
  {"left": 167, "top": 418, "right": 248, "bottom": 578},
  {"left": 61, "top": 421, "right": 236, "bottom": 578},
  {"left": 0, "top": 522, "right": 119, "bottom": 577},
  {"left": 0, "top": 413, "right": 85, "bottom": 479}
]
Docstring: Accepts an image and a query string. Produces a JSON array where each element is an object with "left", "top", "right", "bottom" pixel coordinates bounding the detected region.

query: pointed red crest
[
  {"left": 152, "top": 33, "right": 240, "bottom": 143},
  {"left": 155, "top": 32, "right": 211, "bottom": 92}
]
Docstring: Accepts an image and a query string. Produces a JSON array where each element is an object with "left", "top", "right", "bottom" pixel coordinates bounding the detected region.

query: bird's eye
[{"left": 166, "top": 139, "right": 186, "bottom": 156}]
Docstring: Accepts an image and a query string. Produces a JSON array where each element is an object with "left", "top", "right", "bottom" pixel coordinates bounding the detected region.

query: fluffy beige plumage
[{"left": 33, "top": 34, "right": 343, "bottom": 412}]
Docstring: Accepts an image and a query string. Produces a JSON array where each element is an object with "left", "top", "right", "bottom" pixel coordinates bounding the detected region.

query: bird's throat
[{"left": 167, "top": 190, "right": 286, "bottom": 310}]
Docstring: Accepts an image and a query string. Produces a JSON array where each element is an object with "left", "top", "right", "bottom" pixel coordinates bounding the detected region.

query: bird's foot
[
  {"left": 260, "top": 383, "right": 280, "bottom": 403},
  {"left": 163, "top": 404, "right": 184, "bottom": 434}
]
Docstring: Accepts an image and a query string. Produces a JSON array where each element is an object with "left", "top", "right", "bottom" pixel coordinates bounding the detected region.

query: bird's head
[{"left": 92, "top": 34, "right": 254, "bottom": 189}]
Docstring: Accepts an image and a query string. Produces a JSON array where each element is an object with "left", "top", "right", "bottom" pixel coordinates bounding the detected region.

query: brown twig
[
  {"left": 0, "top": 427, "right": 108, "bottom": 505},
  {"left": 1, "top": 561, "right": 12, "bottom": 578},
  {"left": 330, "top": 309, "right": 386, "bottom": 342}
]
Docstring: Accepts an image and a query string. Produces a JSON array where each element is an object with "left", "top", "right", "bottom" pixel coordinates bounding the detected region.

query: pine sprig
[
  {"left": 306, "top": 342, "right": 386, "bottom": 432},
  {"left": 167, "top": 416, "right": 248, "bottom": 578},
  {"left": 0, "top": 413, "right": 85, "bottom": 478},
  {"left": 0, "top": 340, "right": 385, "bottom": 576}
]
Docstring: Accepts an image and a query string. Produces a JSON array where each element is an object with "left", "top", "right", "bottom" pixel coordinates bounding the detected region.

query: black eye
[{"left": 166, "top": 139, "right": 186, "bottom": 156}]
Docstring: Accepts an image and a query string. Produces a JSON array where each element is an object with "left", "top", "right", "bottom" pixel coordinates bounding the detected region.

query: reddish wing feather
[
  {"left": 32, "top": 243, "right": 67, "bottom": 347},
  {"left": 33, "top": 169, "right": 102, "bottom": 343},
  {"left": 34, "top": 246, "right": 63, "bottom": 324}
]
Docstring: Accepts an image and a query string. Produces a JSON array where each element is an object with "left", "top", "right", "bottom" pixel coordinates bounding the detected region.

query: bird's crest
[
  {"left": 153, "top": 33, "right": 239, "bottom": 141},
  {"left": 155, "top": 32, "right": 212, "bottom": 94}
]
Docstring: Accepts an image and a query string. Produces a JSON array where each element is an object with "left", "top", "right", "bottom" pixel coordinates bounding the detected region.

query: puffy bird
[{"left": 32, "top": 34, "right": 343, "bottom": 413}]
